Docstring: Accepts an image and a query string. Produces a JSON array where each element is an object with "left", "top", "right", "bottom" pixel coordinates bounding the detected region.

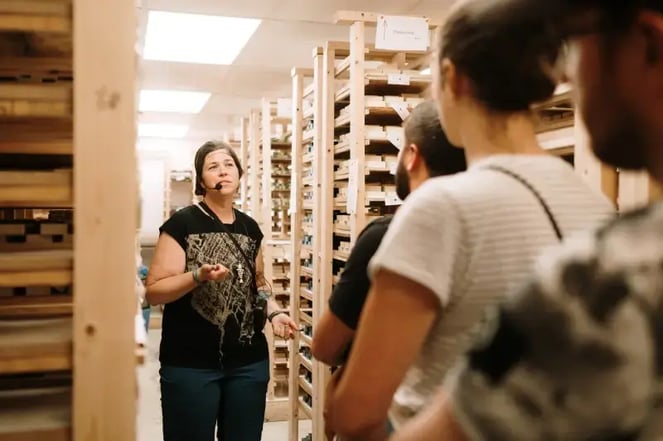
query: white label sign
[
  {"left": 388, "top": 73, "right": 411, "bottom": 86},
  {"left": 346, "top": 160, "right": 359, "bottom": 214},
  {"left": 376, "top": 15, "right": 430, "bottom": 51},
  {"left": 390, "top": 102, "right": 410, "bottom": 120},
  {"left": 384, "top": 192, "right": 403, "bottom": 206},
  {"left": 387, "top": 132, "right": 404, "bottom": 150}
]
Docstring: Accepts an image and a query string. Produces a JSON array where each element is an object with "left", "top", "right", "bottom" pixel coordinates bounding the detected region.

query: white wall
[{"left": 137, "top": 138, "right": 197, "bottom": 245}]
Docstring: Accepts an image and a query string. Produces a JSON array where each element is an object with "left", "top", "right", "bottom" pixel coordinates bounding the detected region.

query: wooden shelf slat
[
  {"left": 0, "top": 386, "right": 70, "bottom": 441},
  {"left": 298, "top": 397, "right": 312, "bottom": 419},
  {"left": 0, "top": 170, "right": 72, "bottom": 207},
  {"left": 0, "top": 249, "right": 72, "bottom": 272},
  {"left": 0, "top": 0, "right": 72, "bottom": 34},
  {"left": 0, "top": 57, "right": 72, "bottom": 83},
  {"left": 298, "top": 376, "right": 313, "bottom": 396},
  {"left": 0, "top": 250, "right": 72, "bottom": 286},
  {"left": 0, "top": 120, "right": 72, "bottom": 155},
  {"left": 0, "top": 294, "right": 72, "bottom": 319},
  {"left": 0, "top": 84, "right": 72, "bottom": 119},
  {"left": 0, "top": 317, "right": 72, "bottom": 374}
]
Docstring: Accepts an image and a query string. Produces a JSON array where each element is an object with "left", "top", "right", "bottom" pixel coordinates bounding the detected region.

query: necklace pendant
[{"left": 235, "top": 263, "right": 245, "bottom": 284}]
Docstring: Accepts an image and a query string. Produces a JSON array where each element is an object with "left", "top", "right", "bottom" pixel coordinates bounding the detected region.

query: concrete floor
[{"left": 137, "top": 329, "right": 312, "bottom": 441}]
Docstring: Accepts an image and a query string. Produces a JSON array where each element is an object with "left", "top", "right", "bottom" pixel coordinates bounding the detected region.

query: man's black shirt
[{"left": 328, "top": 216, "right": 392, "bottom": 330}]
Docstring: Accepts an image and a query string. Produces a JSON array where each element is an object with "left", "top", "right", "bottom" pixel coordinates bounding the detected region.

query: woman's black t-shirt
[{"left": 158, "top": 204, "right": 268, "bottom": 369}]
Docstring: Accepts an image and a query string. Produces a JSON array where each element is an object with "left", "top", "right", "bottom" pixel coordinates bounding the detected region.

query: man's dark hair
[
  {"left": 403, "top": 101, "right": 466, "bottom": 177},
  {"left": 194, "top": 140, "right": 243, "bottom": 196}
]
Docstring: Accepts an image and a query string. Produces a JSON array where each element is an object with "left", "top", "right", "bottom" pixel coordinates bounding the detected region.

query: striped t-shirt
[{"left": 368, "top": 154, "right": 615, "bottom": 426}]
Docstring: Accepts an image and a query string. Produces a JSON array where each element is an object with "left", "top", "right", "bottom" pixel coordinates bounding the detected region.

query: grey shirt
[{"left": 368, "top": 154, "right": 615, "bottom": 426}]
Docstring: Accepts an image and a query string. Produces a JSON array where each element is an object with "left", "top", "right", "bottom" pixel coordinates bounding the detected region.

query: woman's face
[
  {"left": 201, "top": 149, "right": 240, "bottom": 196},
  {"left": 432, "top": 57, "right": 463, "bottom": 147}
]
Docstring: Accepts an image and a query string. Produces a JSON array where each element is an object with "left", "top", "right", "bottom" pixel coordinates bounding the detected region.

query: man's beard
[
  {"left": 588, "top": 110, "right": 649, "bottom": 171},
  {"left": 395, "top": 160, "right": 410, "bottom": 200}
]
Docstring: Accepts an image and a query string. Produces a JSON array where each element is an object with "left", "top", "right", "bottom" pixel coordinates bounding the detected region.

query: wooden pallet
[
  {"left": 0, "top": 317, "right": 72, "bottom": 374},
  {"left": 0, "top": 386, "right": 70, "bottom": 441},
  {"left": 0, "top": 250, "right": 72, "bottom": 286},
  {"left": 0, "top": 170, "right": 72, "bottom": 207}
]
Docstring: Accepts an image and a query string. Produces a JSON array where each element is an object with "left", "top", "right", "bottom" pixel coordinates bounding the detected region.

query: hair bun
[{"left": 440, "top": 0, "right": 561, "bottom": 112}]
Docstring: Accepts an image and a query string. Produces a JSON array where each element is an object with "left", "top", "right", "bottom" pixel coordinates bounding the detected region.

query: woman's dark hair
[
  {"left": 437, "top": 0, "right": 561, "bottom": 112},
  {"left": 404, "top": 101, "right": 466, "bottom": 177},
  {"left": 194, "top": 140, "right": 243, "bottom": 196}
]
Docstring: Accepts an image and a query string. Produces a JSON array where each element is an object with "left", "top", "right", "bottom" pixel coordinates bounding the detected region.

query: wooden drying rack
[{"left": 0, "top": 0, "right": 138, "bottom": 440}]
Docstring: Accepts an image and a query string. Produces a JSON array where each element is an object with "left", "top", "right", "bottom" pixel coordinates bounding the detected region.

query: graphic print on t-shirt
[{"left": 185, "top": 231, "right": 258, "bottom": 353}]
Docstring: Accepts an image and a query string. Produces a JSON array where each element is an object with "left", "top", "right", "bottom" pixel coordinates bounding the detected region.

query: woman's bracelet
[
  {"left": 192, "top": 268, "right": 202, "bottom": 285},
  {"left": 268, "top": 310, "right": 287, "bottom": 323}
]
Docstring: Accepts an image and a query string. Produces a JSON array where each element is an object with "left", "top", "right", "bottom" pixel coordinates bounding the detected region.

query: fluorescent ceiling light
[
  {"left": 139, "top": 89, "right": 211, "bottom": 113},
  {"left": 420, "top": 67, "right": 431, "bottom": 75},
  {"left": 143, "top": 10, "right": 262, "bottom": 65},
  {"left": 138, "top": 123, "right": 189, "bottom": 138}
]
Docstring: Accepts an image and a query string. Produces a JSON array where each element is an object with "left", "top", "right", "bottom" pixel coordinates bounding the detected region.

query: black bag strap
[
  {"left": 197, "top": 202, "right": 257, "bottom": 280},
  {"left": 485, "top": 165, "right": 563, "bottom": 241}
]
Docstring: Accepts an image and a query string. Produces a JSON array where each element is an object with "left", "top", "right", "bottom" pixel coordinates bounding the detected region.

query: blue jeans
[{"left": 160, "top": 359, "right": 270, "bottom": 441}]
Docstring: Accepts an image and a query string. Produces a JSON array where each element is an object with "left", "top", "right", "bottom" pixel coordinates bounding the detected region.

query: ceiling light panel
[
  {"left": 139, "top": 90, "right": 211, "bottom": 113},
  {"left": 138, "top": 123, "right": 189, "bottom": 138},
  {"left": 143, "top": 11, "right": 262, "bottom": 65}
]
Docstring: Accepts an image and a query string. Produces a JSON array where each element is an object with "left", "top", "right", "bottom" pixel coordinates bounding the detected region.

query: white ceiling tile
[
  {"left": 138, "top": 112, "right": 197, "bottom": 124},
  {"left": 138, "top": 0, "right": 455, "bottom": 138},
  {"left": 140, "top": 60, "right": 230, "bottom": 91}
]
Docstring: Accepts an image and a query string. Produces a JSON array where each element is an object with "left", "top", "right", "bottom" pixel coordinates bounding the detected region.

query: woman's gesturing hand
[
  {"left": 271, "top": 313, "right": 298, "bottom": 340},
  {"left": 198, "top": 264, "right": 230, "bottom": 282}
]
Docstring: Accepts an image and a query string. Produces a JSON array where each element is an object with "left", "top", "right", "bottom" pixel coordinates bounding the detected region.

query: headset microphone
[{"left": 204, "top": 182, "right": 223, "bottom": 191}]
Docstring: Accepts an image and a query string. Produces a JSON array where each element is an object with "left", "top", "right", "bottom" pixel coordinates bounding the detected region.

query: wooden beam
[
  {"left": 288, "top": 65, "right": 306, "bottom": 441},
  {"left": 618, "top": 171, "right": 662, "bottom": 212},
  {"left": 316, "top": 42, "right": 339, "bottom": 441},
  {"left": 261, "top": 99, "right": 274, "bottom": 243},
  {"left": 334, "top": 10, "right": 443, "bottom": 27},
  {"left": 291, "top": 67, "right": 314, "bottom": 77},
  {"left": 73, "top": 0, "right": 137, "bottom": 439},
  {"left": 349, "top": 21, "right": 367, "bottom": 244},
  {"left": 240, "top": 117, "right": 249, "bottom": 211}
]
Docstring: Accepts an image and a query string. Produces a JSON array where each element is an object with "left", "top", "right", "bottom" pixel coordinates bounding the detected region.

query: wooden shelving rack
[
  {"left": 246, "top": 109, "right": 262, "bottom": 221},
  {"left": 261, "top": 99, "right": 293, "bottom": 241},
  {"left": 289, "top": 11, "right": 437, "bottom": 441},
  {"left": 164, "top": 170, "right": 194, "bottom": 218},
  {"left": 259, "top": 99, "right": 294, "bottom": 420},
  {"left": 0, "top": 0, "right": 138, "bottom": 440},
  {"left": 288, "top": 48, "right": 323, "bottom": 441},
  {"left": 240, "top": 116, "right": 250, "bottom": 212},
  {"left": 533, "top": 83, "right": 661, "bottom": 211}
]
